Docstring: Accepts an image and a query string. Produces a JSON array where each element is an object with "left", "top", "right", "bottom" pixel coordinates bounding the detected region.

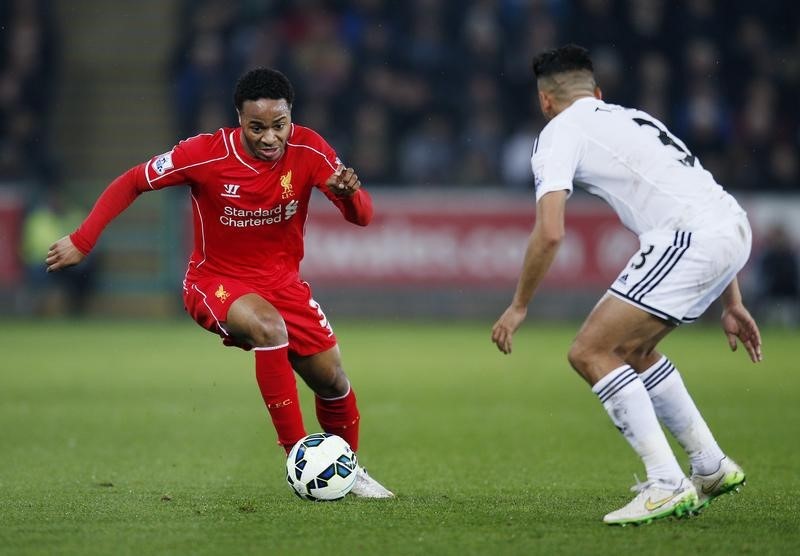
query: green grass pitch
[{"left": 1, "top": 319, "right": 798, "bottom": 555}]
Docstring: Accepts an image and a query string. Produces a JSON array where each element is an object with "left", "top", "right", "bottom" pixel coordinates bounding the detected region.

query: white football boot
[
  {"left": 603, "top": 478, "right": 698, "bottom": 526},
  {"left": 349, "top": 466, "right": 394, "bottom": 498},
  {"left": 690, "top": 457, "right": 746, "bottom": 513}
]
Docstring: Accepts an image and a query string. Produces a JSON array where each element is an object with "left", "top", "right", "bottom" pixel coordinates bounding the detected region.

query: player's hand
[
  {"left": 721, "top": 303, "right": 763, "bottom": 362},
  {"left": 45, "top": 236, "right": 86, "bottom": 273},
  {"left": 491, "top": 305, "right": 528, "bottom": 355},
  {"left": 325, "top": 164, "right": 361, "bottom": 197}
]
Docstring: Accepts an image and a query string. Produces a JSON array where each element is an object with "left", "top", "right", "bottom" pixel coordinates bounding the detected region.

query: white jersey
[{"left": 531, "top": 97, "right": 745, "bottom": 235}]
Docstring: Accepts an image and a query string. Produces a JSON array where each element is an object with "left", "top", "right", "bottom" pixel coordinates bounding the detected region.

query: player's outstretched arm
[
  {"left": 720, "top": 277, "right": 763, "bottom": 363},
  {"left": 44, "top": 165, "right": 150, "bottom": 271},
  {"left": 46, "top": 236, "right": 86, "bottom": 272},
  {"left": 491, "top": 190, "right": 568, "bottom": 354}
]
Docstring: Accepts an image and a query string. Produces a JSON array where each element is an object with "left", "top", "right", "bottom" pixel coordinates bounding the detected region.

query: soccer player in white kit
[{"left": 491, "top": 45, "right": 762, "bottom": 526}]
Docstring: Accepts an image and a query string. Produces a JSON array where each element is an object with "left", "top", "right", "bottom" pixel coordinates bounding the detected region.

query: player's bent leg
[
  {"left": 620, "top": 327, "right": 674, "bottom": 372},
  {"left": 636, "top": 355, "right": 729, "bottom": 475},
  {"left": 569, "top": 294, "right": 690, "bottom": 520},
  {"left": 226, "top": 294, "right": 307, "bottom": 452},
  {"left": 619, "top": 307, "right": 747, "bottom": 515},
  {"left": 226, "top": 293, "right": 289, "bottom": 347},
  {"left": 627, "top": 336, "right": 742, "bottom": 515},
  {"left": 292, "top": 346, "right": 360, "bottom": 449},
  {"left": 291, "top": 345, "right": 350, "bottom": 398},
  {"left": 291, "top": 347, "right": 394, "bottom": 498},
  {"left": 568, "top": 293, "right": 673, "bottom": 385}
]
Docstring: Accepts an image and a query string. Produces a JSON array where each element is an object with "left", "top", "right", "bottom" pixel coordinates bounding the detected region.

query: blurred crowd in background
[
  {"left": 2, "top": 0, "right": 799, "bottom": 190},
  {"left": 0, "top": 0, "right": 59, "bottom": 188},
  {"left": 168, "top": 0, "right": 800, "bottom": 191}
]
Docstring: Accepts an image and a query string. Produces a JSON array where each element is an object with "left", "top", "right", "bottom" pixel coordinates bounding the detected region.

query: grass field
[{"left": 1, "top": 319, "right": 798, "bottom": 555}]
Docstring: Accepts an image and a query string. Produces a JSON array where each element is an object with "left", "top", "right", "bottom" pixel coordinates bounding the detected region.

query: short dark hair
[
  {"left": 532, "top": 44, "right": 594, "bottom": 78},
  {"left": 233, "top": 68, "right": 295, "bottom": 110}
]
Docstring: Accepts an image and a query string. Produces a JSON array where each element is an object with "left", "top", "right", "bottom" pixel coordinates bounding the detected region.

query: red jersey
[{"left": 71, "top": 124, "right": 373, "bottom": 290}]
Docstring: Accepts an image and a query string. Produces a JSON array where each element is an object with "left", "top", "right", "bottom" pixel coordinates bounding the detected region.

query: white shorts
[{"left": 608, "top": 215, "right": 752, "bottom": 324}]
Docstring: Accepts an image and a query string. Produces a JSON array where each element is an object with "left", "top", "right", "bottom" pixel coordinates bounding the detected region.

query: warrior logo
[{"left": 221, "top": 184, "right": 241, "bottom": 198}]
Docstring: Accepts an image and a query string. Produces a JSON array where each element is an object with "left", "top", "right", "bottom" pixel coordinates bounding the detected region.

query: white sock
[
  {"left": 592, "top": 365, "right": 685, "bottom": 486},
  {"left": 640, "top": 356, "right": 725, "bottom": 475}
]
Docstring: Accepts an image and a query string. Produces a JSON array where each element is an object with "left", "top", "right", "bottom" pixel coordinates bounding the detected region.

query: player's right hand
[
  {"left": 325, "top": 164, "right": 361, "bottom": 197},
  {"left": 491, "top": 305, "right": 528, "bottom": 355},
  {"left": 45, "top": 236, "right": 86, "bottom": 272}
]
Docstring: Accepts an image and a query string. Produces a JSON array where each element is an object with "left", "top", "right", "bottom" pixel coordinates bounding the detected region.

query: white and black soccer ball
[{"left": 286, "top": 433, "right": 358, "bottom": 501}]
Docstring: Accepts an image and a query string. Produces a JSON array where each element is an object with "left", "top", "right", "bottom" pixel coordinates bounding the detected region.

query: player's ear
[
  {"left": 236, "top": 109, "right": 243, "bottom": 126},
  {"left": 538, "top": 90, "right": 552, "bottom": 117},
  {"left": 594, "top": 86, "right": 603, "bottom": 100}
]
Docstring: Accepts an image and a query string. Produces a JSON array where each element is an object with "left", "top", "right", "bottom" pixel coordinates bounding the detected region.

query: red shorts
[{"left": 182, "top": 276, "right": 337, "bottom": 356}]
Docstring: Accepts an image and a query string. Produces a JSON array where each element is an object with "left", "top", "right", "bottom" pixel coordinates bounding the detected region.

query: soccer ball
[{"left": 286, "top": 433, "right": 358, "bottom": 501}]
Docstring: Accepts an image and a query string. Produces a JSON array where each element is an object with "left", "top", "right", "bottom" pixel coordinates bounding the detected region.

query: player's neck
[{"left": 555, "top": 93, "right": 596, "bottom": 115}]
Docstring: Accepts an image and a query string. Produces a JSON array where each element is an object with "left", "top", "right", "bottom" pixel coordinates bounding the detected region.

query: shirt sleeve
[
  {"left": 143, "top": 140, "right": 199, "bottom": 189},
  {"left": 531, "top": 120, "right": 583, "bottom": 203},
  {"left": 69, "top": 137, "right": 202, "bottom": 254},
  {"left": 321, "top": 186, "right": 374, "bottom": 226},
  {"left": 306, "top": 133, "right": 341, "bottom": 187},
  {"left": 70, "top": 164, "right": 150, "bottom": 255}
]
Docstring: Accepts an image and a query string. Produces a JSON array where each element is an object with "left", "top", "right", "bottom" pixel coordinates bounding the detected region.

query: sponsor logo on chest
[{"left": 214, "top": 169, "right": 301, "bottom": 228}]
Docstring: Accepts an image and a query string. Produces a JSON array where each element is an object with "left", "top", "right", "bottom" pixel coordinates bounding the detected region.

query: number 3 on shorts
[
  {"left": 631, "top": 245, "right": 654, "bottom": 270},
  {"left": 309, "top": 298, "right": 333, "bottom": 334}
]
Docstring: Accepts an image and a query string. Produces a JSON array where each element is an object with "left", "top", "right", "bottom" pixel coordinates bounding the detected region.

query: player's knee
[
  {"left": 567, "top": 338, "right": 593, "bottom": 372},
  {"left": 614, "top": 341, "right": 635, "bottom": 361},
  {"left": 248, "top": 311, "right": 288, "bottom": 347},
  {"left": 330, "top": 367, "right": 351, "bottom": 396},
  {"left": 308, "top": 363, "right": 349, "bottom": 397},
  {"left": 619, "top": 335, "right": 659, "bottom": 366},
  {"left": 624, "top": 345, "right": 657, "bottom": 369},
  {"left": 315, "top": 371, "right": 349, "bottom": 398}
]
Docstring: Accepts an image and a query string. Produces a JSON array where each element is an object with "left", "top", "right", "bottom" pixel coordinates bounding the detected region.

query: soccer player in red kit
[{"left": 45, "top": 68, "right": 394, "bottom": 498}]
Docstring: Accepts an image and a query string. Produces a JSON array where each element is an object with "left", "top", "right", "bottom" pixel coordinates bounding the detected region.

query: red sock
[
  {"left": 315, "top": 385, "right": 360, "bottom": 452},
  {"left": 254, "top": 345, "right": 307, "bottom": 453}
]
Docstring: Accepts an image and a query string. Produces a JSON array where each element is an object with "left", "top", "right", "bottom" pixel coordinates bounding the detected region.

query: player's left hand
[
  {"left": 45, "top": 235, "right": 85, "bottom": 273},
  {"left": 721, "top": 303, "right": 763, "bottom": 363},
  {"left": 491, "top": 305, "right": 528, "bottom": 355},
  {"left": 325, "top": 165, "right": 361, "bottom": 197}
]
